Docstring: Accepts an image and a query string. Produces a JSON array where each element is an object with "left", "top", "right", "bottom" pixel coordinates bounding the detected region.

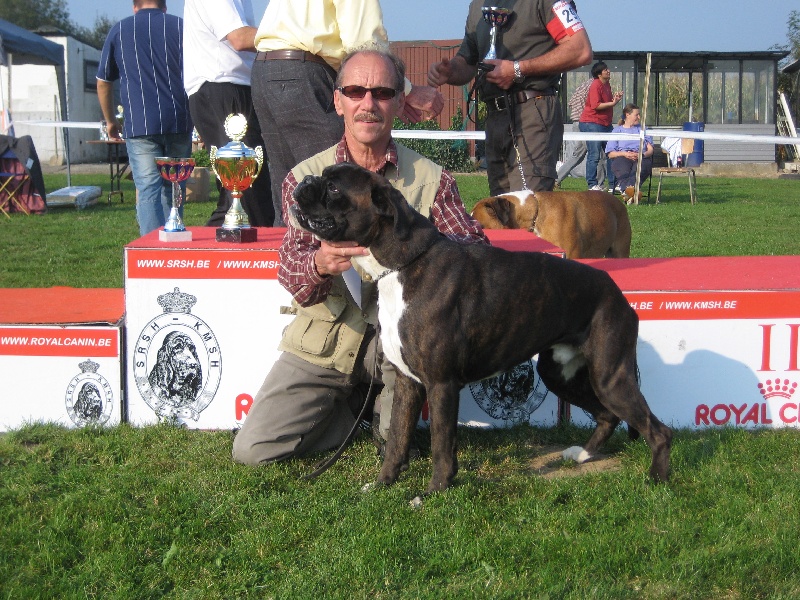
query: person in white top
[
  {"left": 251, "top": 0, "right": 445, "bottom": 226},
  {"left": 183, "top": 0, "right": 274, "bottom": 227}
]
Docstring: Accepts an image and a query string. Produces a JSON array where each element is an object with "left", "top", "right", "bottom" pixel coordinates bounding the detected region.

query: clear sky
[{"left": 68, "top": 0, "right": 800, "bottom": 54}]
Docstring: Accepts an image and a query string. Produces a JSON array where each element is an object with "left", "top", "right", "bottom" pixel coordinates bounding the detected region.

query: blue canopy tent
[{"left": 0, "top": 18, "right": 73, "bottom": 185}]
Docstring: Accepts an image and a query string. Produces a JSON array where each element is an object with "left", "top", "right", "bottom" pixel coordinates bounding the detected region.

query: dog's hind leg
[
  {"left": 584, "top": 302, "right": 672, "bottom": 481},
  {"left": 590, "top": 358, "right": 672, "bottom": 482},
  {"left": 566, "top": 405, "right": 621, "bottom": 463},
  {"left": 536, "top": 349, "right": 621, "bottom": 463},
  {"left": 600, "top": 382, "right": 672, "bottom": 481},
  {"left": 377, "top": 372, "right": 426, "bottom": 486}
]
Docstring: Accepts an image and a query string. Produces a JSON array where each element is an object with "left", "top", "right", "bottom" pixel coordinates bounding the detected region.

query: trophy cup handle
[
  {"left": 254, "top": 145, "right": 264, "bottom": 179},
  {"left": 209, "top": 145, "right": 219, "bottom": 179}
]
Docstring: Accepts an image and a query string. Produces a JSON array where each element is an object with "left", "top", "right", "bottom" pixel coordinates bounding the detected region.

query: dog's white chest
[
  {"left": 376, "top": 275, "right": 421, "bottom": 383},
  {"left": 351, "top": 255, "right": 420, "bottom": 382}
]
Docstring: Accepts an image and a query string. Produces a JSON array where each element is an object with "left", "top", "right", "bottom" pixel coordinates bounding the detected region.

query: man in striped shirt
[
  {"left": 232, "top": 49, "right": 487, "bottom": 467},
  {"left": 97, "top": 0, "right": 193, "bottom": 236}
]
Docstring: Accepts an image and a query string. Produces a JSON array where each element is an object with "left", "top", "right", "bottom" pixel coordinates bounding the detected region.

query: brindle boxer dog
[
  {"left": 471, "top": 190, "right": 632, "bottom": 259},
  {"left": 291, "top": 163, "right": 672, "bottom": 496}
]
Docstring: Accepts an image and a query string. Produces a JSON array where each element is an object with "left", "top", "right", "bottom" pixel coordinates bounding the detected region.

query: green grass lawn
[
  {"left": 2, "top": 170, "right": 798, "bottom": 288},
  {"left": 3, "top": 422, "right": 800, "bottom": 598},
  {"left": 2, "top": 169, "right": 800, "bottom": 598}
]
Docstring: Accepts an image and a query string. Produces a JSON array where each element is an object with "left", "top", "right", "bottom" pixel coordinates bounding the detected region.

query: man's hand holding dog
[{"left": 314, "top": 240, "right": 370, "bottom": 276}]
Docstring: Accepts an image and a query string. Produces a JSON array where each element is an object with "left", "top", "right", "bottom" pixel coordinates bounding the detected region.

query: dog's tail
[{"left": 627, "top": 358, "right": 642, "bottom": 440}]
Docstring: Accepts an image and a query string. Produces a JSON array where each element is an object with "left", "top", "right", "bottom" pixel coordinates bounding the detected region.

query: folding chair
[
  {"left": 655, "top": 138, "right": 697, "bottom": 205},
  {"left": 0, "top": 148, "right": 31, "bottom": 217}
]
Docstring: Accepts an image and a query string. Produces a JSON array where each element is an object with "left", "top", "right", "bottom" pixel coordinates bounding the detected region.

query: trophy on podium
[
  {"left": 210, "top": 113, "right": 263, "bottom": 243},
  {"left": 155, "top": 157, "right": 195, "bottom": 242},
  {"left": 478, "top": 6, "right": 512, "bottom": 72}
]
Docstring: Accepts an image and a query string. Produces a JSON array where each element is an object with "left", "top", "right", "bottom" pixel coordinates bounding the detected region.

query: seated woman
[{"left": 605, "top": 103, "right": 653, "bottom": 202}]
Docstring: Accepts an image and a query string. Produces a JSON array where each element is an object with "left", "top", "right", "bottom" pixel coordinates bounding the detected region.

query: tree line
[{"left": 0, "top": 0, "right": 113, "bottom": 48}]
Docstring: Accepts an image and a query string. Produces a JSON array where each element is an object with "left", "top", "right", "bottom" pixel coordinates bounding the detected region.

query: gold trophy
[
  {"left": 155, "top": 157, "right": 195, "bottom": 242},
  {"left": 478, "top": 6, "right": 512, "bottom": 72},
  {"left": 210, "top": 113, "right": 263, "bottom": 243}
]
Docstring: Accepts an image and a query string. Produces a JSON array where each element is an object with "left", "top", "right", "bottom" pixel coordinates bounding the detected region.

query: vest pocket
[{"left": 283, "top": 295, "right": 347, "bottom": 357}]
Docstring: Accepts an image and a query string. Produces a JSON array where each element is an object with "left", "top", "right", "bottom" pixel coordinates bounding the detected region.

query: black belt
[
  {"left": 255, "top": 50, "right": 329, "bottom": 67},
  {"left": 484, "top": 88, "right": 556, "bottom": 112}
]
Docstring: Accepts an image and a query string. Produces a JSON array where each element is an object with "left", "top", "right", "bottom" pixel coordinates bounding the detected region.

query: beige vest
[{"left": 278, "top": 144, "right": 443, "bottom": 373}]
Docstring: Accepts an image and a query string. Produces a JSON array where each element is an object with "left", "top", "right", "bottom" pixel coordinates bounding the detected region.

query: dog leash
[
  {"left": 505, "top": 95, "right": 530, "bottom": 191},
  {"left": 302, "top": 325, "right": 382, "bottom": 481},
  {"left": 467, "top": 69, "right": 529, "bottom": 191}
]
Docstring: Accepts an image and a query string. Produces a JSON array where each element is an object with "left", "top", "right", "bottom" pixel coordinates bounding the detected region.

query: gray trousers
[
  {"left": 250, "top": 58, "right": 344, "bottom": 226},
  {"left": 557, "top": 139, "right": 587, "bottom": 183},
  {"left": 232, "top": 330, "right": 396, "bottom": 466},
  {"left": 556, "top": 123, "right": 605, "bottom": 185}
]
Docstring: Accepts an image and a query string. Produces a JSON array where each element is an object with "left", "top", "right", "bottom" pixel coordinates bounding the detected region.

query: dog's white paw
[
  {"left": 361, "top": 482, "right": 376, "bottom": 493},
  {"left": 409, "top": 496, "right": 424, "bottom": 509},
  {"left": 563, "top": 446, "right": 591, "bottom": 464}
]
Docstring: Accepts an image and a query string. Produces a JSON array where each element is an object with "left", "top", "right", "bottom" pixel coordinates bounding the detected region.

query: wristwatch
[{"left": 513, "top": 61, "right": 525, "bottom": 83}]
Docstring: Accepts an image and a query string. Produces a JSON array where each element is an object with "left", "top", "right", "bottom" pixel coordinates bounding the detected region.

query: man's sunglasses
[{"left": 337, "top": 85, "right": 397, "bottom": 100}]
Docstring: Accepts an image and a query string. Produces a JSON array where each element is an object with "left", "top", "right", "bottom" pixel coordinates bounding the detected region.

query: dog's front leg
[
  {"left": 377, "top": 372, "right": 425, "bottom": 486},
  {"left": 426, "top": 381, "right": 461, "bottom": 494}
]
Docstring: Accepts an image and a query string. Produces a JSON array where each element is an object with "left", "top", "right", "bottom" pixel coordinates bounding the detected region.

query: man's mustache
[{"left": 354, "top": 112, "right": 384, "bottom": 123}]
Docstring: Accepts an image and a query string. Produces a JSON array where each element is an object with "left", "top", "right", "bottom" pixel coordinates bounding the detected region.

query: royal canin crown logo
[{"left": 757, "top": 379, "right": 798, "bottom": 400}]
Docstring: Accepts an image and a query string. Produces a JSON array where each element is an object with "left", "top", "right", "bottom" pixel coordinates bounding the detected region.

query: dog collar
[
  {"left": 372, "top": 236, "right": 445, "bottom": 282},
  {"left": 528, "top": 192, "right": 540, "bottom": 232},
  {"left": 373, "top": 268, "right": 396, "bottom": 282}
]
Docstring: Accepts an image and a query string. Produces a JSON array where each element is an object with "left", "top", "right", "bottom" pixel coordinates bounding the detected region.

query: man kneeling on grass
[{"left": 232, "top": 48, "right": 487, "bottom": 466}]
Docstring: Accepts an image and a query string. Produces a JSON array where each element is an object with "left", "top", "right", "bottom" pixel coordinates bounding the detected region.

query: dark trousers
[
  {"left": 484, "top": 95, "right": 562, "bottom": 195},
  {"left": 610, "top": 156, "right": 653, "bottom": 190},
  {"left": 251, "top": 58, "right": 344, "bottom": 226},
  {"left": 188, "top": 81, "right": 274, "bottom": 227}
]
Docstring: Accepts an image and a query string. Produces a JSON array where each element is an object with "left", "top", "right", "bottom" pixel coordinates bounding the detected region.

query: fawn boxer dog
[
  {"left": 471, "top": 190, "right": 631, "bottom": 259},
  {"left": 291, "top": 163, "right": 671, "bottom": 496}
]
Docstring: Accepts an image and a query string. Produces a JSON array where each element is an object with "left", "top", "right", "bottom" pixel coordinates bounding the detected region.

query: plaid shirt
[{"left": 279, "top": 138, "right": 489, "bottom": 306}]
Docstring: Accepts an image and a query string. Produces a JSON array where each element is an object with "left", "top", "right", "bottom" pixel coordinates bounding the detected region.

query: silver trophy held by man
[
  {"left": 478, "top": 6, "right": 511, "bottom": 73},
  {"left": 210, "top": 113, "right": 264, "bottom": 243}
]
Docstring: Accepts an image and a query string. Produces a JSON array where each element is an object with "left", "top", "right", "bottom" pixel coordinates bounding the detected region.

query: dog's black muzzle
[{"left": 292, "top": 175, "right": 338, "bottom": 237}]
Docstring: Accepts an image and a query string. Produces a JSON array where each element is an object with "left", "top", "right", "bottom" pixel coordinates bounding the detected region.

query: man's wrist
[{"left": 513, "top": 60, "right": 525, "bottom": 83}]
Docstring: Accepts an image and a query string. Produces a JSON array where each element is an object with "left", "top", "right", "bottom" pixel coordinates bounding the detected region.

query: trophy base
[
  {"left": 159, "top": 229, "right": 193, "bottom": 242},
  {"left": 216, "top": 227, "right": 258, "bottom": 243}
]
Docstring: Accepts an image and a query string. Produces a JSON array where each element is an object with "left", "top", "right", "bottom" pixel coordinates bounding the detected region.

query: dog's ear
[
  {"left": 373, "top": 182, "right": 413, "bottom": 241},
  {"left": 493, "top": 197, "right": 518, "bottom": 228}
]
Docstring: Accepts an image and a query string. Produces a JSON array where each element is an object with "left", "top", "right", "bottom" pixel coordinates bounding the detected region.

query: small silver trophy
[
  {"left": 210, "top": 113, "right": 263, "bottom": 243},
  {"left": 479, "top": 6, "right": 512, "bottom": 71},
  {"left": 155, "top": 157, "right": 195, "bottom": 242}
]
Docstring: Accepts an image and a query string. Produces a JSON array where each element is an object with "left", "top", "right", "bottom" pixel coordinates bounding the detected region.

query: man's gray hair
[{"left": 336, "top": 48, "right": 406, "bottom": 92}]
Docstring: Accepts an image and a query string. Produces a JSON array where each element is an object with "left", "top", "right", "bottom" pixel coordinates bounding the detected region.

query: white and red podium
[
  {"left": 585, "top": 256, "right": 800, "bottom": 429},
  {"left": 122, "top": 228, "right": 800, "bottom": 431},
  {"left": 6, "top": 227, "right": 798, "bottom": 433},
  {"left": 0, "top": 287, "right": 124, "bottom": 431},
  {"left": 124, "top": 227, "right": 294, "bottom": 429}
]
